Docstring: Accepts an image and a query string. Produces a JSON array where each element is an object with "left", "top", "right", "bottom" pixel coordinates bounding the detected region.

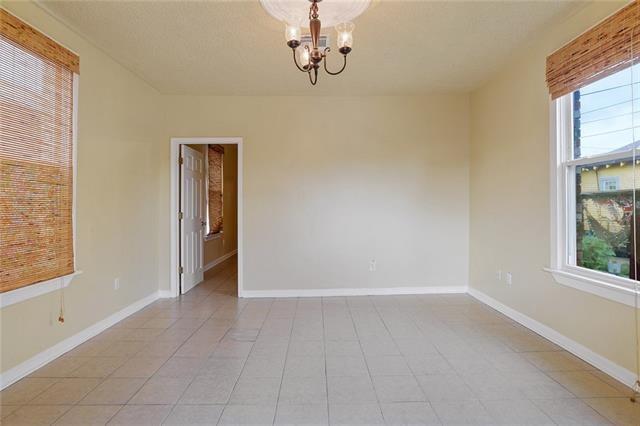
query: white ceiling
[{"left": 38, "top": 0, "right": 582, "bottom": 96}]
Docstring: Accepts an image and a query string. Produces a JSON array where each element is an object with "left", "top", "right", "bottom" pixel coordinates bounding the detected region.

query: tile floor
[{"left": 1, "top": 256, "right": 639, "bottom": 425}]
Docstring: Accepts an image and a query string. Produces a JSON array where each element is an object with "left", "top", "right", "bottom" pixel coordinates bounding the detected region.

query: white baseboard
[
  {"left": 239, "top": 285, "right": 468, "bottom": 298},
  {"left": 204, "top": 249, "right": 238, "bottom": 272},
  {"left": 468, "top": 287, "right": 637, "bottom": 388},
  {"left": 0, "top": 291, "right": 159, "bottom": 390},
  {"left": 158, "top": 290, "right": 174, "bottom": 298}
]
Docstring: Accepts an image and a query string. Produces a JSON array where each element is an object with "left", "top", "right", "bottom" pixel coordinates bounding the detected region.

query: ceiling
[{"left": 37, "top": 0, "right": 582, "bottom": 96}]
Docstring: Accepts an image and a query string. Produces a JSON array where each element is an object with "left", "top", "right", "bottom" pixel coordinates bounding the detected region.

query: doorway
[{"left": 170, "top": 137, "right": 243, "bottom": 298}]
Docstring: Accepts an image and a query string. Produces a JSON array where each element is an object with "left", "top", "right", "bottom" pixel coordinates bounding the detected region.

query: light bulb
[
  {"left": 298, "top": 48, "right": 310, "bottom": 68},
  {"left": 335, "top": 22, "right": 355, "bottom": 49}
]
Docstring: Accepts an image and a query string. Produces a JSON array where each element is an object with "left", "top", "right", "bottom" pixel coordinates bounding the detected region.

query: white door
[{"left": 180, "top": 145, "right": 205, "bottom": 294}]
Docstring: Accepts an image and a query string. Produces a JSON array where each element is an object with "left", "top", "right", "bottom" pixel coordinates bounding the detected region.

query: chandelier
[{"left": 260, "top": 0, "right": 370, "bottom": 85}]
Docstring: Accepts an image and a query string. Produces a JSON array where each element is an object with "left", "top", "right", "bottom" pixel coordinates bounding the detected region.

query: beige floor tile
[
  {"left": 326, "top": 356, "right": 368, "bottom": 377},
  {"left": 0, "top": 405, "right": 21, "bottom": 419},
  {"left": 29, "top": 357, "right": 90, "bottom": 378},
  {"left": 2, "top": 405, "right": 71, "bottom": 425},
  {"left": 218, "top": 404, "right": 276, "bottom": 425},
  {"left": 329, "top": 403, "right": 384, "bottom": 425},
  {"left": 430, "top": 400, "right": 495, "bottom": 425},
  {"left": 197, "top": 357, "right": 246, "bottom": 378},
  {"left": 0, "top": 378, "right": 59, "bottom": 405},
  {"left": 106, "top": 405, "right": 172, "bottom": 425},
  {"left": 481, "top": 399, "right": 555, "bottom": 425},
  {"left": 240, "top": 356, "right": 285, "bottom": 378},
  {"left": 405, "top": 354, "right": 454, "bottom": 376},
  {"left": 135, "top": 339, "right": 184, "bottom": 359},
  {"left": 140, "top": 317, "right": 177, "bottom": 329},
  {"left": 275, "top": 403, "right": 328, "bottom": 425},
  {"left": 379, "top": 402, "right": 440, "bottom": 425},
  {"left": 229, "top": 377, "right": 281, "bottom": 405},
  {"left": 283, "top": 356, "right": 325, "bottom": 378},
  {"left": 532, "top": 398, "right": 612, "bottom": 425},
  {"left": 585, "top": 397, "right": 640, "bottom": 426},
  {"left": 80, "top": 378, "right": 146, "bottom": 405},
  {"left": 415, "top": 373, "right": 476, "bottom": 401},
  {"left": 53, "top": 405, "right": 121, "bottom": 425},
  {"left": 590, "top": 371, "right": 634, "bottom": 394},
  {"left": 372, "top": 375, "right": 425, "bottom": 403},
  {"left": 178, "top": 376, "right": 238, "bottom": 404},
  {"left": 6, "top": 265, "right": 637, "bottom": 426},
  {"left": 110, "top": 357, "right": 167, "bottom": 378},
  {"left": 523, "top": 351, "right": 595, "bottom": 372},
  {"left": 548, "top": 371, "right": 626, "bottom": 398},
  {"left": 97, "top": 340, "right": 147, "bottom": 358},
  {"left": 128, "top": 377, "right": 192, "bottom": 405},
  {"left": 120, "top": 328, "right": 166, "bottom": 342},
  {"left": 153, "top": 356, "right": 206, "bottom": 378},
  {"left": 278, "top": 376, "right": 327, "bottom": 404},
  {"left": 366, "top": 356, "right": 412, "bottom": 376},
  {"left": 163, "top": 405, "right": 224, "bottom": 425},
  {"left": 70, "top": 357, "right": 127, "bottom": 378},
  {"left": 28, "top": 378, "right": 102, "bottom": 405},
  {"left": 327, "top": 376, "right": 377, "bottom": 404},
  {"left": 64, "top": 340, "right": 112, "bottom": 358}
]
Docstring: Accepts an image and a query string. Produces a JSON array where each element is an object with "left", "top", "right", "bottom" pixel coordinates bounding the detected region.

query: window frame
[
  {"left": 548, "top": 94, "right": 639, "bottom": 307},
  {"left": 0, "top": 73, "right": 81, "bottom": 308}
]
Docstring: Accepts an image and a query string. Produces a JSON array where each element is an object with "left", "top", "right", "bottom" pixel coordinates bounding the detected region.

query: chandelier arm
[
  {"left": 323, "top": 55, "right": 347, "bottom": 75},
  {"left": 323, "top": 51, "right": 348, "bottom": 76},
  {"left": 308, "top": 67, "right": 319, "bottom": 85},
  {"left": 291, "top": 48, "right": 311, "bottom": 73}
]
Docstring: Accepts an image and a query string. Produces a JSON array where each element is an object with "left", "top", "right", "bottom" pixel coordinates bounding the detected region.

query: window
[
  {"left": 0, "top": 10, "right": 78, "bottom": 296},
  {"left": 547, "top": 2, "right": 639, "bottom": 306},
  {"left": 206, "top": 144, "right": 224, "bottom": 236},
  {"left": 598, "top": 177, "right": 620, "bottom": 192}
]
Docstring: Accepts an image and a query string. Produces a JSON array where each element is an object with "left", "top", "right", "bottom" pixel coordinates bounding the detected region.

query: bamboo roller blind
[
  {"left": 546, "top": 0, "right": 640, "bottom": 100},
  {"left": 208, "top": 145, "right": 224, "bottom": 235},
  {"left": 0, "top": 10, "right": 77, "bottom": 292}
]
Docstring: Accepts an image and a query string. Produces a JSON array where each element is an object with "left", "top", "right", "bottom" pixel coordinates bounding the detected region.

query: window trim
[
  {"left": 547, "top": 95, "right": 639, "bottom": 307},
  {"left": 0, "top": 73, "right": 80, "bottom": 307}
]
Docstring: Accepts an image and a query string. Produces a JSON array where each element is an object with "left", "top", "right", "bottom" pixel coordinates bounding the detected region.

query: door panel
[{"left": 180, "top": 145, "right": 205, "bottom": 294}]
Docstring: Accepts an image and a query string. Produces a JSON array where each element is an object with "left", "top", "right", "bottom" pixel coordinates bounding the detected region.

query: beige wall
[
  {"left": 1, "top": 2, "right": 163, "bottom": 373},
  {"left": 185, "top": 143, "right": 238, "bottom": 266},
  {"left": 469, "top": 0, "right": 638, "bottom": 373},
  {"left": 161, "top": 95, "right": 470, "bottom": 292}
]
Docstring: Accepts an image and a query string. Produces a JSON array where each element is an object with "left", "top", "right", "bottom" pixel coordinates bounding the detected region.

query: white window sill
[
  {"left": 544, "top": 267, "right": 638, "bottom": 307},
  {"left": 204, "top": 232, "right": 223, "bottom": 242},
  {"left": 0, "top": 271, "right": 82, "bottom": 309}
]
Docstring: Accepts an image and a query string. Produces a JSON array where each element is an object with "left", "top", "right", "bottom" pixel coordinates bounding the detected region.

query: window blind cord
[{"left": 58, "top": 287, "right": 65, "bottom": 324}]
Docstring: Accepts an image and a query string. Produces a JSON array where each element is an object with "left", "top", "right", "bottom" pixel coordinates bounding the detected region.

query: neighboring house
[{"left": 576, "top": 143, "right": 640, "bottom": 277}]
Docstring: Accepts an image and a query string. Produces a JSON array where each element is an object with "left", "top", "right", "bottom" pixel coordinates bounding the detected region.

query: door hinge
[
  {"left": 179, "top": 266, "right": 184, "bottom": 274},
  {"left": 179, "top": 156, "right": 184, "bottom": 165},
  {"left": 178, "top": 211, "right": 183, "bottom": 220}
]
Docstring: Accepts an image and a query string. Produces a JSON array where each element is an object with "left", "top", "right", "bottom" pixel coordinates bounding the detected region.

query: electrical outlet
[
  {"left": 114, "top": 278, "right": 120, "bottom": 290},
  {"left": 369, "top": 259, "right": 377, "bottom": 272},
  {"left": 505, "top": 272, "right": 512, "bottom": 286},
  {"left": 496, "top": 270, "right": 502, "bottom": 281}
]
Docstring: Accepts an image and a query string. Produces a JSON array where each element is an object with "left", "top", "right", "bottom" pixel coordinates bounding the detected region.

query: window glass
[
  {"left": 573, "top": 64, "right": 640, "bottom": 159},
  {"left": 575, "top": 158, "right": 633, "bottom": 278}
]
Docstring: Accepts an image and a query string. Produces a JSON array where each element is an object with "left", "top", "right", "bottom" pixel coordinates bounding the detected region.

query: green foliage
[{"left": 581, "top": 235, "right": 615, "bottom": 272}]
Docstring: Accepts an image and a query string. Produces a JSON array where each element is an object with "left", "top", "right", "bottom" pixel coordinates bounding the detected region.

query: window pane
[
  {"left": 575, "top": 157, "right": 634, "bottom": 278},
  {"left": 573, "top": 63, "right": 640, "bottom": 159}
]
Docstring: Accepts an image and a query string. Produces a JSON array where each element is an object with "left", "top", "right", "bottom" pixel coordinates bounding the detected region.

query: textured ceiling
[{"left": 37, "top": 0, "right": 581, "bottom": 95}]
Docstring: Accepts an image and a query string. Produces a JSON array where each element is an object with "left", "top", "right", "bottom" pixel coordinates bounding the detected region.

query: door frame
[{"left": 170, "top": 137, "right": 244, "bottom": 298}]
